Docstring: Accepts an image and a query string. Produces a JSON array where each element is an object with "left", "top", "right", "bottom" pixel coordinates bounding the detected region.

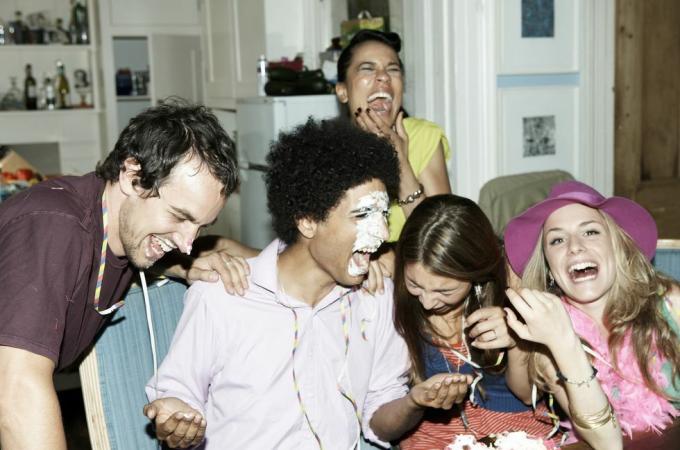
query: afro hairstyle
[{"left": 265, "top": 117, "right": 400, "bottom": 244}]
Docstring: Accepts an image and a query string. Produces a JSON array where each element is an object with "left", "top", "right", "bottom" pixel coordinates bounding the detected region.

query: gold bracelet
[
  {"left": 397, "top": 183, "right": 424, "bottom": 206},
  {"left": 569, "top": 402, "right": 617, "bottom": 430}
]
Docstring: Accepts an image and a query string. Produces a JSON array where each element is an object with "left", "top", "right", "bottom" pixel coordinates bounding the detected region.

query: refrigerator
[{"left": 236, "top": 95, "right": 340, "bottom": 248}]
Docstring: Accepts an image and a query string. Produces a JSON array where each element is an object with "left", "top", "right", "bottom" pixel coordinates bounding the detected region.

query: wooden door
[{"left": 615, "top": 0, "right": 680, "bottom": 239}]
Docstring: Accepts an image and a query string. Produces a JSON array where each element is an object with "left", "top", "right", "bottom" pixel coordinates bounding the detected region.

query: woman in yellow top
[{"left": 335, "top": 30, "right": 452, "bottom": 244}]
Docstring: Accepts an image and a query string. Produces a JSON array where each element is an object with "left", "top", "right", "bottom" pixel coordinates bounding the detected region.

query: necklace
[{"left": 93, "top": 189, "right": 125, "bottom": 315}]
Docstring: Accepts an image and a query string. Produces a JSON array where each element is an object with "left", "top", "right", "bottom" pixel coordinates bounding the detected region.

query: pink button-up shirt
[{"left": 146, "top": 240, "right": 410, "bottom": 449}]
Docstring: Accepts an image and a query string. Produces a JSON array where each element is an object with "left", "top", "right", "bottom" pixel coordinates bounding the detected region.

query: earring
[
  {"left": 548, "top": 273, "right": 556, "bottom": 289},
  {"left": 474, "top": 284, "right": 482, "bottom": 298}
]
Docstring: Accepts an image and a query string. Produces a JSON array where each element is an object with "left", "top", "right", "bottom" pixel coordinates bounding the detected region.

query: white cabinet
[
  {"left": 199, "top": 0, "right": 335, "bottom": 109},
  {"left": 98, "top": 0, "right": 202, "bottom": 149},
  {"left": 106, "top": 35, "right": 201, "bottom": 140},
  {"left": 106, "top": 0, "right": 200, "bottom": 29},
  {"left": 200, "top": 0, "right": 265, "bottom": 109},
  {"left": 0, "top": 0, "right": 105, "bottom": 175}
]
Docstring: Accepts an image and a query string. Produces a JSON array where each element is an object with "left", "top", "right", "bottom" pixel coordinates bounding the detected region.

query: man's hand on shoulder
[
  {"left": 143, "top": 397, "right": 206, "bottom": 449},
  {"left": 186, "top": 249, "right": 250, "bottom": 295},
  {"left": 159, "top": 236, "right": 259, "bottom": 295}
]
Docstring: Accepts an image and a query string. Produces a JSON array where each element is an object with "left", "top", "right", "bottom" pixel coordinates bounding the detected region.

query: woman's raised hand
[
  {"left": 355, "top": 108, "right": 409, "bottom": 161},
  {"left": 504, "top": 288, "right": 577, "bottom": 352},
  {"left": 467, "top": 306, "right": 516, "bottom": 350}
]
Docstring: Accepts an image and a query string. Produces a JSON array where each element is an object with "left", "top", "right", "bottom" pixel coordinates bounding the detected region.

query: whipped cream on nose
[{"left": 348, "top": 191, "right": 389, "bottom": 277}]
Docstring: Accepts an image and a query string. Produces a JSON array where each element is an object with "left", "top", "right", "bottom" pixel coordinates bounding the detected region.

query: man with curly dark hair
[
  {"left": 0, "top": 99, "right": 243, "bottom": 450},
  {"left": 145, "top": 118, "right": 474, "bottom": 449}
]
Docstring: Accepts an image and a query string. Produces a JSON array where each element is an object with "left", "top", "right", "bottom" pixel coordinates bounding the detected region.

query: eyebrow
[
  {"left": 169, "top": 206, "right": 200, "bottom": 224},
  {"left": 545, "top": 220, "right": 600, "bottom": 234}
]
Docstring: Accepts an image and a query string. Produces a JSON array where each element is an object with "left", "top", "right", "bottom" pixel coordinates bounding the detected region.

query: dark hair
[
  {"left": 265, "top": 117, "right": 400, "bottom": 244},
  {"left": 96, "top": 97, "right": 239, "bottom": 197},
  {"left": 393, "top": 195, "right": 508, "bottom": 382},
  {"left": 337, "top": 29, "right": 404, "bottom": 83}
]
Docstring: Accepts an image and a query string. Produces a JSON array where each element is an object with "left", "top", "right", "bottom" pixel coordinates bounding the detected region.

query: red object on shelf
[{"left": 268, "top": 57, "right": 304, "bottom": 72}]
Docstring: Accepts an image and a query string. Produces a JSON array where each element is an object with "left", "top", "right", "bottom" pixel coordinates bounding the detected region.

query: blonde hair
[{"left": 522, "top": 210, "right": 680, "bottom": 398}]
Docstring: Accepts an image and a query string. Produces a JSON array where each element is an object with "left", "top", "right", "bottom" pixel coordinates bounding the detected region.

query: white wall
[{"left": 401, "top": 0, "right": 615, "bottom": 199}]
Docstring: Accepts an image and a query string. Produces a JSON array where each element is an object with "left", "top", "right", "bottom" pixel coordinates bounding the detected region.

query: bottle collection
[
  {"left": 0, "top": 0, "right": 89, "bottom": 46},
  {"left": 0, "top": 60, "right": 92, "bottom": 111}
]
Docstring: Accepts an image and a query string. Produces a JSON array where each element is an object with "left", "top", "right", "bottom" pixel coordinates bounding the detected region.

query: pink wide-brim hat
[{"left": 504, "top": 180, "right": 658, "bottom": 277}]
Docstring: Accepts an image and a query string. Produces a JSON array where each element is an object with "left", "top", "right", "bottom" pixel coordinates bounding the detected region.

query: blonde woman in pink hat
[{"left": 502, "top": 180, "right": 680, "bottom": 449}]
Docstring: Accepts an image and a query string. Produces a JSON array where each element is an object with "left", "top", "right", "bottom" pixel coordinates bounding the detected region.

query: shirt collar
[{"left": 249, "top": 239, "right": 355, "bottom": 308}]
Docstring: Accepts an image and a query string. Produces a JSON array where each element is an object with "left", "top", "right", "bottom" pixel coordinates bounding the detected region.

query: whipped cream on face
[{"left": 348, "top": 191, "right": 389, "bottom": 277}]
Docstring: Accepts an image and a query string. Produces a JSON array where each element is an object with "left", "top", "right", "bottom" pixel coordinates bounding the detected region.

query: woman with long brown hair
[
  {"left": 504, "top": 181, "right": 680, "bottom": 449},
  {"left": 393, "top": 194, "right": 554, "bottom": 449}
]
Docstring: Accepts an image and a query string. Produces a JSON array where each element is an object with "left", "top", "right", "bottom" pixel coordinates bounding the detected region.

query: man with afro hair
[{"left": 144, "top": 118, "right": 472, "bottom": 449}]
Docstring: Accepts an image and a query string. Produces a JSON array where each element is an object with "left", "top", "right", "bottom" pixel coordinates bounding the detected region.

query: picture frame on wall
[
  {"left": 498, "top": 0, "right": 579, "bottom": 74},
  {"left": 498, "top": 85, "right": 578, "bottom": 176}
]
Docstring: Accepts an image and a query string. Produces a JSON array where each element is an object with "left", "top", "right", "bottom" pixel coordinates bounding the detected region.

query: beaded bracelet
[
  {"left": 397, "top": 183, "right": 424, "bottom": 206},
  {"left": 556, "top": 365, "right": 598, "bottom": 387}
]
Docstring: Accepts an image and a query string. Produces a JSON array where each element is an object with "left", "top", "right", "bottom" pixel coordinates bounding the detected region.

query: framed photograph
[
  {"left": 498, "top": 0, "right": 579, "bottom": 74},
  {"left": 498, "top": 85, "right": 578, "bottom": 176}
]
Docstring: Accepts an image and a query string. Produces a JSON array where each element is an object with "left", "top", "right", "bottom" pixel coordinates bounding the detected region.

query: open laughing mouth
[
  {"left": 348, "top": 245, "right": 380, "bottom": 277},
  {"left": 146, "top": 235, "right": 176, "bottom": 261},
  {"left": 568, "top": 261, "right": 599, "bottom": 282},
  {"left": 367, "top": 91, "right": 393, "bottom": 115}
]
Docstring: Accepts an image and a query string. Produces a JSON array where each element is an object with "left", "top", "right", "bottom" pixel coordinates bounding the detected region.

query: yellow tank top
[{"left": 387, "top": 117, "right": 451, "bottom": 242}]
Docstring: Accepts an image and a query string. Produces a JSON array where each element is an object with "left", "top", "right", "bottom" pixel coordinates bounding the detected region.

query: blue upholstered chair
[
  {"left": 654, "top": 239, "right": 680, "bottom": 282},
  {"left": 79, "top": 278, "right": 188, "bottom": 450}
]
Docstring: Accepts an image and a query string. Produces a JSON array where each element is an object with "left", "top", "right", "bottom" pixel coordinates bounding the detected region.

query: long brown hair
[
  {"left": 522, "top": 210, "right": 680, "bottom": 398},
  {"left": 393, "top": 195, "right": 507, "bottom": 383}
]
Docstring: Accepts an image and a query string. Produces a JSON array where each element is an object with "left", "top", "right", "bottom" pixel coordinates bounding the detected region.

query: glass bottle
[
  {"left": 44, "top": 75, "right": 56, "bottom": 110},
  {"left": 257, "top": 55, "right": 268, "bottom": 96},
  {"left": 69, "top": 0, "right": 89, "bottom": 45},
  {"left": 54, "top": 18, "right": 70, "bottom": 44},
  {"left": 24, "top": 64, "right": 37, "bottom": 110},
  {"left": 0, "top": 18, "right": 6, "bottom": 45},
  {"left": 54, "top": 60, "right": 71, "bottom": 109},
  {"left": 9, "top": 11, "right": 29, "bottom": 44},
  {"left": 0, "top": 77, "right": 24, "bottom": 110}
]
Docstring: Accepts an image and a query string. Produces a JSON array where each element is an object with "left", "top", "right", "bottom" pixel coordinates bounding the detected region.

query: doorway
[{"left": 615, "top": 0, "right": 680, "bottom": 239}]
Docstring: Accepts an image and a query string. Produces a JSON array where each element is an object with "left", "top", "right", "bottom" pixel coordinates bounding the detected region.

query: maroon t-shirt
[{"left": 0, "top": 173, "right": 134, "bottom": 370}]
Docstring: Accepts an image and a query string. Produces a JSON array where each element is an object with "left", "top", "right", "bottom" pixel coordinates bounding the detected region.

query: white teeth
[
  {"left": 153, "top": 235, "right": 176, "bottom": 253},
  {"left": 568, "top": 262, "right": 597, "bottom": 273},
  {"left": 357, "top": 246, "right": 378, "bottom": 254},
  {"left": 367, "top": 91, "right": 393, "bottom": 102}
]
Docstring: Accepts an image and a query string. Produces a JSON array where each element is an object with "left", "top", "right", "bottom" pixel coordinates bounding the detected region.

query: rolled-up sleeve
[
  {"left": 145, "top": 283, "right": 219, "bottom": 415},
  {"left": 361, "top": 284, "right": 410, "bottom": 447}
]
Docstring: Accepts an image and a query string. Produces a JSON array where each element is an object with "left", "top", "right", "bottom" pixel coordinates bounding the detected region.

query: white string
[
  {"left": 139, "top": 271, "right": 158, "bottom": 386},
  {"left": 139, "top": 270, "right": 162, "bottom": 450}
]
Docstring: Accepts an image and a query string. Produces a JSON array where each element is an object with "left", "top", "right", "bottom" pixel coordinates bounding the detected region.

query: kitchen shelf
[
  {"left": 0, "top": 44, "right": 95, "bottom": 52},
  {"left": 116, "top": 95, "right": 151, "bottom": 102},
  {"left": 0, "top": 108, "right": 102, "bottom": 116}
]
